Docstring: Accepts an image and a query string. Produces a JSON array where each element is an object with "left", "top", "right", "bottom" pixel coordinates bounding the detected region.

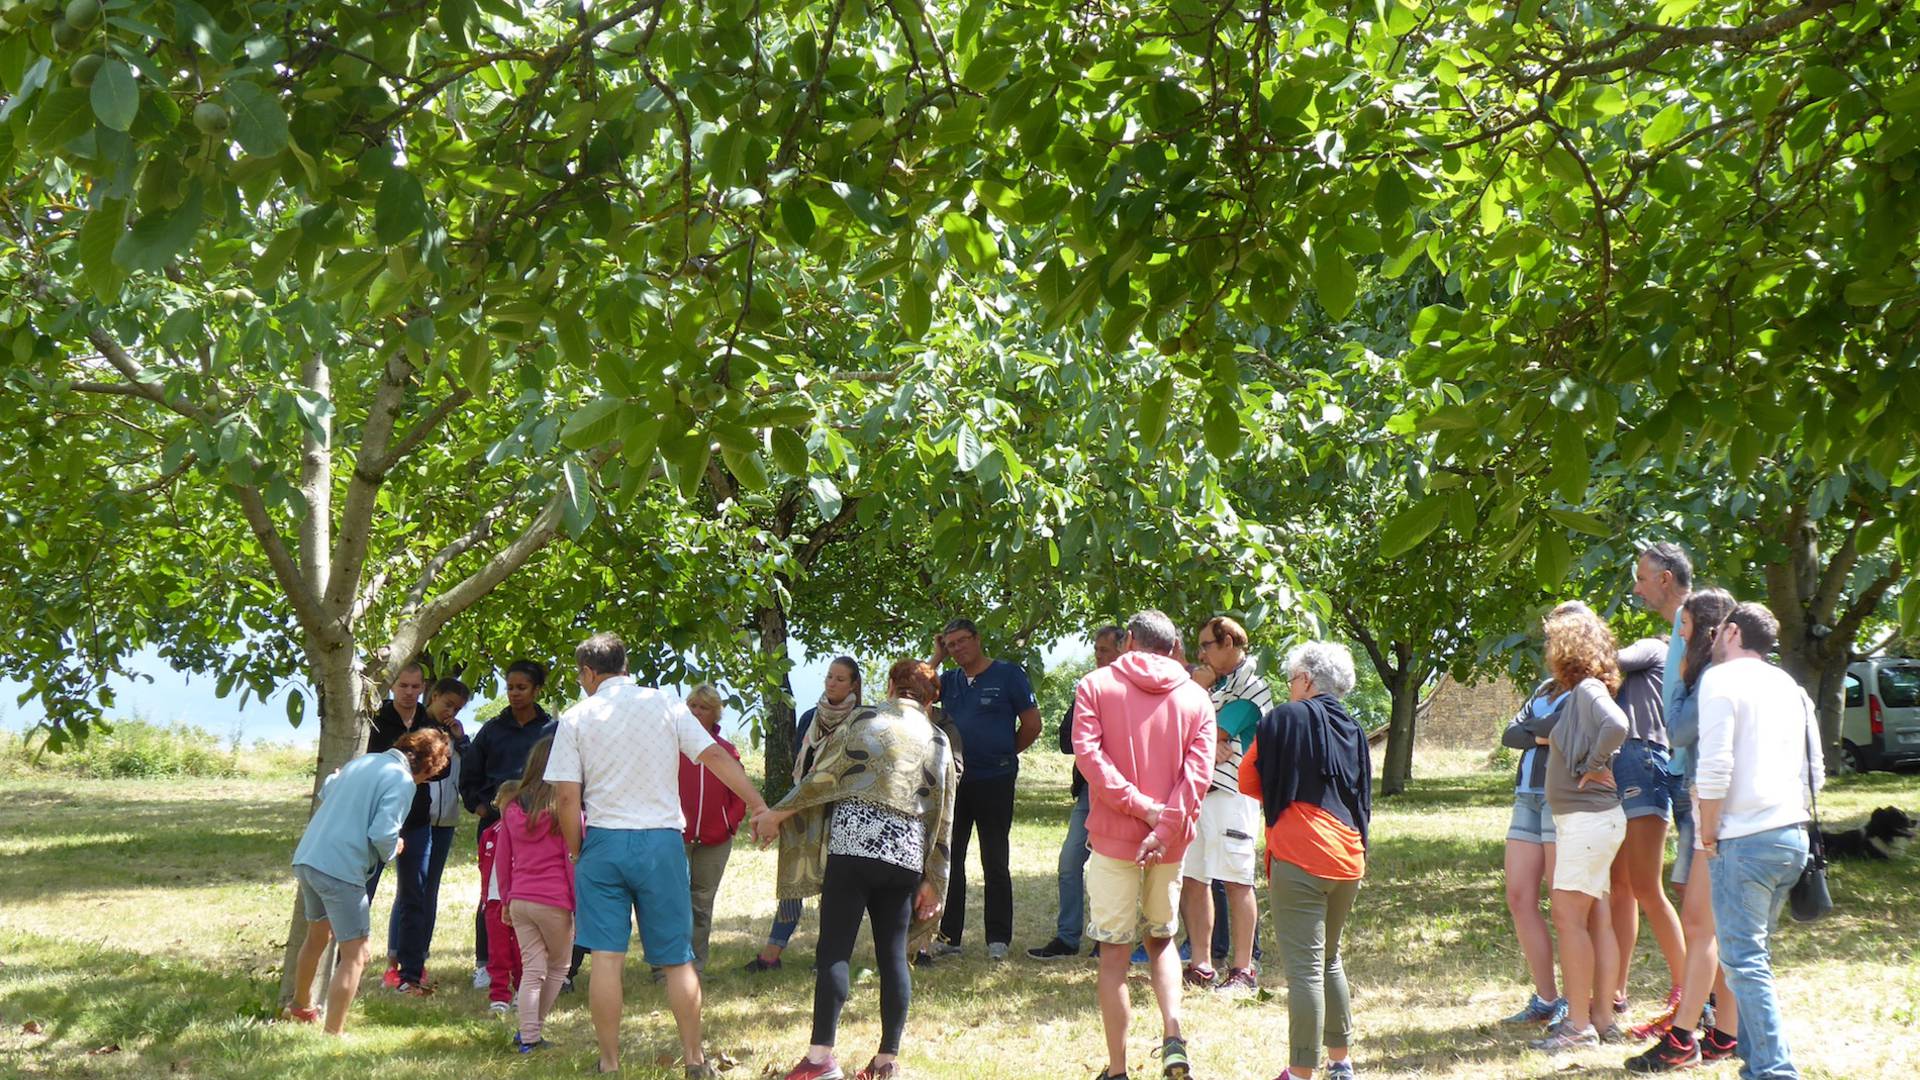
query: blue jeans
[
  {"left": 769, "top": 898, "right": 804, "bottom": 948},
  {"left": 1709, "top": 825, "right": 1810, "bottom": 1080},
  {"left": 1055, "top": 789, "right": 1092, "bottom": 948},
  {"left": 388, "top": 823, "right": 455, "bottom": 980}
]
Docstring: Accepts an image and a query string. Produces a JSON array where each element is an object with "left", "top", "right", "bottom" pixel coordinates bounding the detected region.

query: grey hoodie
[{"left": 1546, "top": 678, "right": 1631, "bottom": 816}]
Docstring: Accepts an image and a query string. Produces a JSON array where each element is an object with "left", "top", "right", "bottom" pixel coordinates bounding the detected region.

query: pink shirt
[
  {"left": 1071, "top": 651, "right": 1216, "bottom": 863},
  {"left": 496, "top": 802, "right": 577, "bottom": 911}
]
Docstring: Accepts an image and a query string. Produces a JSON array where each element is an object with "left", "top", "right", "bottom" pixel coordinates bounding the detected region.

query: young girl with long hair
[{"left": 496, "top": 736, "right": 576, "bottom": 1053}]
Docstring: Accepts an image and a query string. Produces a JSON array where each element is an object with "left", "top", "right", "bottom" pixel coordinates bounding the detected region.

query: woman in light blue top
[{"left": 287, "top": 728, "right": 451, "bottom": 1034}]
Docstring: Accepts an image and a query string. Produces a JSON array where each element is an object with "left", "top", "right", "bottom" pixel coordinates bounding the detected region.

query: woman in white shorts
[{"left": 1531, "top": 608, "right": 1631, "bottom": 1053}]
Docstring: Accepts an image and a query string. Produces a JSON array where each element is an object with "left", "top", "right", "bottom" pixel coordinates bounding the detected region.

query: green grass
[{"left": 3, "top": 752, "right": 1918, "bottom": 1078}]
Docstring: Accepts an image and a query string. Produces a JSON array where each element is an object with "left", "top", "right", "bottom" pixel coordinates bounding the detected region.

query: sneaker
[
  {"left": 687, "top": 1064, "right": 719, "bottom": 1080},
  {"left": 1131, "top": 945, "right": 1148, "bottom": 965},
  {"left": 744, "top": 954, "right": 784, "bottom": 973},
  {"left": 1325, "top": 1062, "right": 1355, "bottom": 1080},
  {"left": 1633, "top": 985, "right": 1685, "bottom": 1037},
  {"left": 1599, "top": 1024, "right": 1632, "bottom": 1044},
  {"left": 1530, "top": 1021, "right": 1600, "bottom": 1053},
  {"left": 279, "top": 1004, "right": 321, "bottom": 1024},
  {"left": 561, "top": 976, "right": 576, "bottom": 993},
  {"left": 381, "top": 962, "right": 401, "bottom": 990},
  {"left": 1182, "top": 964, "right": 1217, "bottom": 990},
  {"left": 783, "top": 1055, "right": 844, "bottom": 1080},
  {"left": 394, "top": 980, "right": 434, "bottom": 997},
  {"left": 471, "top": 967, "right": 491, "bottom": 990},
  {"left": 489, "top": 1000, "right": 511, "bottom": 1016},
  {"left": 987, "top": 942, "right": 1009, "bottom": 962},
  {"left": 1700, "top": 1029, "right": 1737, "bottom": 1063},
  {"left": 1500, "top": 993, "right": 1563, "bottom": 1025},
  {"left": 1177, "top": 941, "right": 1192, "bottom": 963},
  {"left": 855, "top": 1059, "right": 899, "bottom": 1080},
  {"left": 1094, "top": 1071, "right": 1128, "bottom": 1080},
  {"left": 1157, "top": 1035, "right": 1190, "bottom": 1079},
  {"left": 514, "top": 1035, "right": 549, "bottom": 1054},
  {"left": 1624, "top": 1029, "right": 1700, "bottom": 1073},
  {"left": 928, "top": 941, "right": 963, "bottom": 959},
  {"left": 913, "top": 950, "right": 935, "bottom": 967},
  {"left": 1613, "top": 993, "right": 1630, "bottom": 1015},
  {"left": 1214, "top": 967, "right": 1258, "bottom": 994},
  {"left": 1027, "top": 938, "right": 1079, "bottom": 960}
]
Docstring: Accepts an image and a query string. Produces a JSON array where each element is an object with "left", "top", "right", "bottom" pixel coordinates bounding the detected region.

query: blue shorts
[
  {"left": 1616, "top": 739, "right": 1683, "bottom": 821},
  {"left": 295, "top": 863, "right": 373, "bottom": 943},
  {"left": 574, "top": 827, "right": 694, "bottom": 965},
  {"left": 1507, "top": 791, "right": 1556, "bottom": 845}
]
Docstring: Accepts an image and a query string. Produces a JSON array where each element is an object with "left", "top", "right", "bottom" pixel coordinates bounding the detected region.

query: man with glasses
[
  {"left": 1179, "top": 616, "right": 1272, "bottom": 991},
  {"left": 929, "top": 618, "right": 1042, "bottom": 961}
]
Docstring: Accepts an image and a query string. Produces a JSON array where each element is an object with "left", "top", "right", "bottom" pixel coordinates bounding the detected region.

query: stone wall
[{"left": 1417, "top": 674, "right": 1528, "bottom": 750}]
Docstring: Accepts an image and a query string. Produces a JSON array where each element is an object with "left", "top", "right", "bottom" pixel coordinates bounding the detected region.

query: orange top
[{"left": 1239, "top": 742, "right": 1367, "bottom": 881}]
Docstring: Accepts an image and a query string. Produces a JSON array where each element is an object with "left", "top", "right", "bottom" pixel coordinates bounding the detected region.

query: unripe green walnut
[
  {"left": 69, "top": 52, "right": 103, "bottom": 86},
  {"left": 63, "top": 0, "right": 97, "bottom": 27},
  {"left": 193, "top": 101, "right": 230, "bottom": 134},
  {"left": 51, "top": 17, "right": 84, "bottom": 47},
  {"left": 2, "top": 2, "right": 33, "bottom": 28}
]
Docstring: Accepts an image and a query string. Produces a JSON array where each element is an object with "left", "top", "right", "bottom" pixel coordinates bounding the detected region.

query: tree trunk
[
  {"left": 1380, "top": 669, "right": 1418, "bottom": 796},
  {"left": 755, "top": 601, "right": 799, "bottom": 804},
  {"left": 1775, "top": 628, "right": 1851, "bottom": 774},
  {"left": 276, "top": 636, "right": 378, "bottom": 1006}
]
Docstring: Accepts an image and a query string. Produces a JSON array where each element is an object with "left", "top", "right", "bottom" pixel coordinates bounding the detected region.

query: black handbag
[{"left": 1788, "top": 696, "right": 1833, "bottom": 923}]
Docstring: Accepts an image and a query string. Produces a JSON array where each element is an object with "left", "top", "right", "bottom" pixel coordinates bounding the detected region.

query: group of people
[
  {"left": 282, "top": 542, "right": 1823, "bottom": 1080},
  {"left": 1498, "top": 543, "right": 1822, "bottom": 1078}
]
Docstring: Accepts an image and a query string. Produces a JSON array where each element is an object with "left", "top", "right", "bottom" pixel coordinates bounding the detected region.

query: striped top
[{"left": 1209, "top": 658, "right": 1273, "bottom": 793}]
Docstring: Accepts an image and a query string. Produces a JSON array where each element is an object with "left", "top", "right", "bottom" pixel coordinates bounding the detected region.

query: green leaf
[
  {"left": 460, "top": 334, "right": 492, "bottom": 395},
  {"left": 1374, "top": 167, "right": 1410, "bottom": 224},
  {"left": 223, "top": 79, "right": 290, "bottom": 156},
  {"left": 1592, "top": 84, "right": 1628, "bottom": 117},
  {"left": 0, "top": 56, "right": 49, "bottom": 125},
  {"left": 780, "top": 194, "right": 816, "bottom": 246},
  {"left": 113, "top": 183, "right": 205, "bottom": 273},
  {"left": 1545, "top": 508, "right": 1609, "bottom": 537},
  {"left": 555, "top": 315, "right": 591, "bottom": 367},
  {"left": 1137, "top": 375, "right": 1175, "bottom": 449},
  {"left": 940, "top": 212, "right": 996, "bottom": 273},
  {"left": 1203, "top": 395, "right": 1240, "bottom": 459},
  {"left": 28, "top": 86, "right": 94, "bottom": 150},
  {"left": 808, "top": 474, "right": 843, "bottom": 519},
  {"left": 89, "top": 59, "right": 139, "bottom": 132},
  {"left": 955, "top": 424, "right": 983, "bottom": 471},
  {"left": 1535, "top": 527, "right": 1572, "bottom": 588},
  {"left": 707, "top": 126, "right": 746, "bottom": 190},
  {"left": 78, "top": 199, "right": 128, "bottom": 302},
  {"left": 561, "top": 459, "right": 597, "bottom": 539},
  {"left": 1641, "top": 101, "right": 1687, "bottom": 148},
  {"left": 284, "top": 687, "right": 304, "bottom": 728},
  {"left": 720, "top": 446, "right": 770, "bottom": 491},
  {"left": 901, "top": 276, "right": 932, "bottom": 340},
  {"left": 1379, "top": 495, "right": 1450, "bottom": 558},
  {"left": 1729, "top": 424, "right": 1761, "bottom": 480},
  {"left": 1312, "top": 249, "right": 1357, "bottom": 320},
  {"left": 1548, "top": 422, "right": 1590, "bottom": 504},
  {"left": 960, "top": 47, "right": 1015, "bottom": 93},
  {"left": 769, "top": 428, "right": 810, "bottom": 474},
  {"left": 373, "top": 170, "right": 427, "bottom": 244},
  {"left": 561, "top": 396, "right": 624, "bottom": 449}
]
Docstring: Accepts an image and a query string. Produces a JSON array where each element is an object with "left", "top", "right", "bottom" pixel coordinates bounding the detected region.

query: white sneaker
[
  {"left": 488, "top": 1001, "right": 511, "bottom": 1016},
  {"left": 472, "top": 967, "right": 491, "bottom": 990},
  {"left": 986, "top": 942, "right": 1008, "bottom": 962}
]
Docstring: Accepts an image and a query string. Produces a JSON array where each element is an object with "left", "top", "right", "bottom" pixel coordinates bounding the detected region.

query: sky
[{"left": 3, "top": 636, "right": 1092, "bottom": 747}]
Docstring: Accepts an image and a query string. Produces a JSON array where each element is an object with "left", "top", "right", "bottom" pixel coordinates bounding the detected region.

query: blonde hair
[
  {"left": 1544, "top": 611, "right": 1622, "bottom": 695},
  {"left": 686, "top": 683, "right": 723, "bottom": 713}
]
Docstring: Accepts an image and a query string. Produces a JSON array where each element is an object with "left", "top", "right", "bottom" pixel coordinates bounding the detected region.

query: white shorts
[
  {"left": 1552, "top": 806, "right": 1626, "bottom": 898},
  {"left": 1181, "top": 789, "right": 1261, "bottom": 886}
]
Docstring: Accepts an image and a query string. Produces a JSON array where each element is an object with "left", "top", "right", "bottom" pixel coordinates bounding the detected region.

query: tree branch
[
  {"left": 390, "top": 489, "right": 569, "bottom": 662},
  {"left": 1556, "top": 0, "right": 1849, "bottom": 79},
  {"left": 398, "top": 491, "right": 519, "bottom": 613},
  {"left": 298, "top": 354, "right": 333, "bottom": 593},
  {"left": 796, "top": 496, "right": 862, "bottom": 567},
  {"left": 232, "top": 483, "right": 333, "bottom": 639},
  {"left": 1809, "top": 511, "right": 1865, "bottom": 628},
  {"left": 325, "top": 353, "right": 416, "bottom": 614}
]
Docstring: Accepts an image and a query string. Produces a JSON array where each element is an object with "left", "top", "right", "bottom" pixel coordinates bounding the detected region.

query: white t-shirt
[
  {"left": 1695, "top": 656, "right": 1824, "bottom": 841},
  {"left": 544, "top": 675, "right": 716, "bottom": 831}
]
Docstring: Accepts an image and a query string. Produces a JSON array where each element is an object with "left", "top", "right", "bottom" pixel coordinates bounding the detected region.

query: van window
[
  {"left": 1880, "top": 665, "right": 1920, "bottom": 709},
  {"left": 1845, "top": 674, "right": 1864, "bottom": 708}
]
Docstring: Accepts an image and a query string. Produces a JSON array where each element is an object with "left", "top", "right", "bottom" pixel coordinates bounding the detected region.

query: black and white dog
[{"left": 1819, "top": 806, "right": 1917, "bottom": 860}]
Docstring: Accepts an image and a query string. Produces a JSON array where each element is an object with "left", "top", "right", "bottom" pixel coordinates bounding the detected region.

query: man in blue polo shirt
[{"left": 930, "top": 617, "right": 1042, "bottom": 961}]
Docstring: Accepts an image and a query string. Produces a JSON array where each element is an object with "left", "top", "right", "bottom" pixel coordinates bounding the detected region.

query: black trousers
[
  {"left": 813, "top": 854, "right": 918, "bottom": 1054},
  {"left": 473, "top": 819, "right": 491, "bottom": 966},
  {"left": 940, "top": 774, "right": 1016, "bottom": 946}
]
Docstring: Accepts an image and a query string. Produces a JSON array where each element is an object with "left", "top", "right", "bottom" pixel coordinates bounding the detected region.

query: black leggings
[{"left": 812, "top": 854, "right": 919, "bottom": 1054}]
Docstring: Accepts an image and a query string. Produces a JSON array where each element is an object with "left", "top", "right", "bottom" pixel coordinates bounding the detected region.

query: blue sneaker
[
  {"left": 1325, "top": 1061, "right": 1355, "bottom": 1079},
  {"left": 1501, "top": 993, "right": 1566, "bottom": 1026},
  {"left": 1131, "top": 945, "right": 1148, "bottom": 964},
  {"left": 1129, "top": 941, "right": 1192, "bottom": 965},
  {"left": 513, "top": 1035, "right": 548, "bottom": 1054}
]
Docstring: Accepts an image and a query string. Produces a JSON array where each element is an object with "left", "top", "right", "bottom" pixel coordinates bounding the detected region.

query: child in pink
[
  {"left": 478, "top": 818, "right": 521, "bottom": 1008},
  {"left": 495, "top": 737, "right": 576, "bottom": 1052}
]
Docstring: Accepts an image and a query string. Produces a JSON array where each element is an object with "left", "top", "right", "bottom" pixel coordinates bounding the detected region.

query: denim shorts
[
  {"left": 1615, "top": 739, "right": 1681, "bottom": 821},
  {"left": 1507, "top": 790, "right": 1556, "bottom": 845},
  {"left": 296, "top": 863, "right": 373, "bottom": 943},
  {"left": 574, "top": 828, "right": 694, "bottom": 965}
]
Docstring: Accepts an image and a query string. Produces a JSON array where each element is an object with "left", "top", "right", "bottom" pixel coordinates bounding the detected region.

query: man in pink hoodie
[{"left": 1073, "top": 610, "right": 1216, "bottom": 1080}]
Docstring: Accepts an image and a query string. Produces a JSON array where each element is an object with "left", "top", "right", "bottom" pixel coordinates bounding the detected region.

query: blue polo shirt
[{"left": 940, "top": 660, "right": 1036, "bottom": 783}]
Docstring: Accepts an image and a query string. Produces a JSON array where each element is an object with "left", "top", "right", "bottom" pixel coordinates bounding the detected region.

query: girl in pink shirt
[{"left": 495, "top": 737, "right": 576, "bottom": 1053}]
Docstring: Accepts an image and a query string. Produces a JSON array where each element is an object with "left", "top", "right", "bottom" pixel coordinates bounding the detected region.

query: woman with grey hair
[{"left": 1237, "top": 641, "right": 1371, "bottom": 1080}]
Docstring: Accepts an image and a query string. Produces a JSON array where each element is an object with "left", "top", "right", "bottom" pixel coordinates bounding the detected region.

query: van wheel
[{"left": 1840, "top": 740, "right": 1871, "bottom": 774}]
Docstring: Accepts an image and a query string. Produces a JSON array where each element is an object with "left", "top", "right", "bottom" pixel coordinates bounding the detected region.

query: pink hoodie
[{"left": 1072, "top": 651, "right": 1216, "bottom": 864}]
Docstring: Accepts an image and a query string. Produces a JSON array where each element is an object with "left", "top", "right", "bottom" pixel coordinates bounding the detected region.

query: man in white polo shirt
[
  {"left": 549, "top": 633, "right": 768, "bottom": 1079},
  {"left": 1696, "top": 603, "right": 1822, "bottom": 1080}
]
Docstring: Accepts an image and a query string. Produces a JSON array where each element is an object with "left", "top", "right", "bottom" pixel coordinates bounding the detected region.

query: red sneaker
[
  {"left": 783, "top": 1056, "right": 844, "bottom": 1080},
  {"left": 280, "top": 1005, "right": 321, "bottom": 1024},
  {"left": 1700, "top": 1030, "right": 1737, "bottom": 1063},
  {"left": 1181, "top": 964, "right": 1217, "bottom": 989},
  {"left": 381, "top": 963, "right": 401, "bottom": 990}
]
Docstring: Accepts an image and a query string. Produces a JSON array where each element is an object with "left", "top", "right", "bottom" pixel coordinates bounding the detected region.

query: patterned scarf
[
  {"left": 793, "top": 690, "right": 862, "bottom": 784},
  {"left": 772, "top": 699, "right": 959, "bottom": 951}
]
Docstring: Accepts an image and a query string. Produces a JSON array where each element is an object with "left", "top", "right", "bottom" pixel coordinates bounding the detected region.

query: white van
[{"left": 1841, "top": 658, "right": 1920, "bottom": 772}]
